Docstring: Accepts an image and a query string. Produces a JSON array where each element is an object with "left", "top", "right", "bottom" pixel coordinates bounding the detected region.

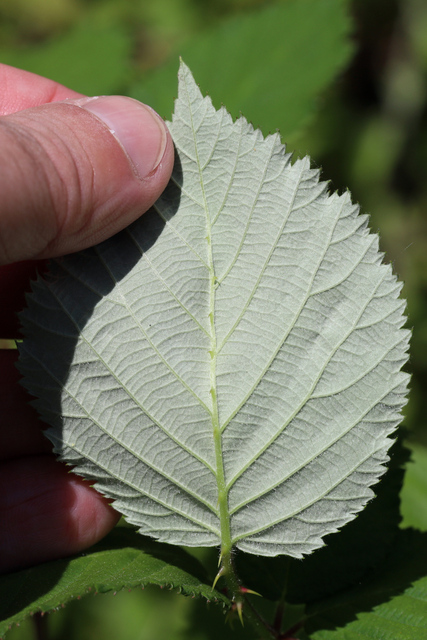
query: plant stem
[
  {"left": 193, "top": 74, "right": 277, "bottom": 640},
  {"left": 273, "top": 556, "right": 291, "bottom": 634},
  {"left": 220, "top": 546, "right": 275, "bottom": 639}
]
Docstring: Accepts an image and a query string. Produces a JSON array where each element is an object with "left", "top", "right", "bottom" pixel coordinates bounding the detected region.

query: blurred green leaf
[
  {"left": 130, "top": 0, "right": 354, "bottom": 140},
  {"left": 306, "top": 529, "right": 427, "bottom": 639},
  {"left": 400, "top": 442, "right": 427, "bottom": 530},
  {"left": 0, "top": 528, "right": 227, "bottom": 637},
  {"left": 0, "top": 0, "right": 78, "bottom": 35},
  {"left": 48, "top": 586, "right": 245, "bottom": 640},
  {"left": 0, "top": 20, "right": 132, "bottom": 95}
]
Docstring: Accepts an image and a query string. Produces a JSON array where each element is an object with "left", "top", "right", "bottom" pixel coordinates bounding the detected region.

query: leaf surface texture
[{"left": 19, "top": 62, "right": 409, "bottom": 557}]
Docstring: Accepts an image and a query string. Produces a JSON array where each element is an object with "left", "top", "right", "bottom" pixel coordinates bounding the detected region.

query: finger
[
  {"left": 0, "top": 455, "right": 120, "bottom": 573},
  {"left": 0, "top": 95, "right": 174, "bottom": 265},
  {"left": 0, "top": 350, "right": 50, "bottom": 460},
  {"left": 0, "top": 63, "right": 84, "bottom": 115}
]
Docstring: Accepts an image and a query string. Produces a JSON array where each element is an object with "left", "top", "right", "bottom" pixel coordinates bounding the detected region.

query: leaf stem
[
  {"left": 194, "top": 74, "right": 275, "bottom": 640},
  {"left": 204, "top": 208, "right": 233, "bottom": 561},
  {"left": 273, "top": 557, "right": 291, "bottom": 633},
  {"left": 220, "top": 547, "right": 275, "bottom": 639}
]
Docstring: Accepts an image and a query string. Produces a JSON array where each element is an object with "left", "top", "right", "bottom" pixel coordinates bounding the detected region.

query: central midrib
[
  {"left": 203, "top": 145, "right": 232, "bottom": 556},
  {"left": 182, "top": 74, "right": 233, "bottom": 555}
]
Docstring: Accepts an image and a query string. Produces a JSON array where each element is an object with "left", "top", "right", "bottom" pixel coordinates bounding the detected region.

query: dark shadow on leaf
[
  {"left": 0, "top": 557, "right": 68, "bottom": 625},
  {"left": 0, "top": 524, "right": 223, "bottom": 633},
  {"left": 186, "top": 595, "right": 249, "bottom": 640},
  {"left": 93, "top": 526, "right": 211, "bottom": 584},
  {"left": 305, "top": 528, "right": 427, "bottom": 634},
  {"left": 12, "top": 153, "right": 183, "bottom": 628}
]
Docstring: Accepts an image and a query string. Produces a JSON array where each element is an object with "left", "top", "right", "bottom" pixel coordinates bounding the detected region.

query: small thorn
[
  {"left": 212, "top": 565, "right": 225, "bottom": 590},
  {"left": 236, "top": 600, "right": 244, "bottom": 626},
  {"left": 240, "top": 587, "right": 262, "bottom": 597}
]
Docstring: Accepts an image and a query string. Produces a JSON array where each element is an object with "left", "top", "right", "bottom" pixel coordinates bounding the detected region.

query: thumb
[{"left": 0, "top": 96, "right": 174, "bottom": 265}]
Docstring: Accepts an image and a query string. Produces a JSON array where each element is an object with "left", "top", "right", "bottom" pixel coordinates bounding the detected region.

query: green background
[{"left": 1, "top": 0, "right": 427, "bottom": 637}]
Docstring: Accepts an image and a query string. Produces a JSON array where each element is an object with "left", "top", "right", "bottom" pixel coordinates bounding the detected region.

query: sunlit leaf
[{"left": 19, "top": 61, "right": 409, "bottom": 559}]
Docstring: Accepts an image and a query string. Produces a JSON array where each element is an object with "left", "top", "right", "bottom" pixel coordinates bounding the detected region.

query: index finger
[{"left": 0, "top": 63, "right": 85, "bottom": 116}]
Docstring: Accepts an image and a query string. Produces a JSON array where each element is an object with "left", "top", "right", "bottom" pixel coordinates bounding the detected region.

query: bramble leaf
[
  {"left": 306, "top": 529, "right": 427, "bottom": 640},
  {"left": 131, "top": 0, "right": 354, "bottom": 140},
  {"left": 0, "top": 20, "right": 132, "bottom": 96},
  {"left": 19, "top": 61, "right": 409, "bottom": 559},
  {"left": 236, "top": 437, "right": 409, "bottom": 603},
  {"left": 0, "top": 527, "right": 226, "bottom": 638}
]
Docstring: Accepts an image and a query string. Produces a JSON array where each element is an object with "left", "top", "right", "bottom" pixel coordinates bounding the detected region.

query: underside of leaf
[{"left": 19, "top": 61, "right": 410, "bottom": 558}]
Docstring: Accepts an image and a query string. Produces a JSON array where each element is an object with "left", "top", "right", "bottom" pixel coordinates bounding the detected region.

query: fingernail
[{"left": 71, "top": 96, "right": 168, "bottom": 180}]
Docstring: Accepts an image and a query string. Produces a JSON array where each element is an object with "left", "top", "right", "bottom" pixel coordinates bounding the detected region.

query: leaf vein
[
  {"left": 229, "top": 379, "right": 399, "bottom": 514},
  {"left": 125, "top": 227, "right": 210, "bottom": 337},
  {"left": 28, "top": 348, "right": 218, "bottom": 519},
  {"left": 217, "top": 159, "right": 308, "bottom": 354},
  {"left": 220, "top": 194, "right": 348, "bottom": 433},
  {"left": 93, "top": 245, "right": 211, "bottom": 415},
  {"left": 226, "top": 265, "right": 389, "bottom": 487},
  {"left": 153, "top": 203, "right": 209, "bottom": 269},
  {"left": 217, "top": 134, "right": 279, "bottom": 283},
  {"left": 231, "top": 440, "right": 388, "bottom": 542}
]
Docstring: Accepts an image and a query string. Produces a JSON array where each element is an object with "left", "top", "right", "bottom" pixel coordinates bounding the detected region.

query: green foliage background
[{"left": 1, "top": 0, "right": 427, "bottom": 637}]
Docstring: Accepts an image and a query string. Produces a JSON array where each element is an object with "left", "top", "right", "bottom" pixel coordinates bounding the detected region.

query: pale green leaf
[
  {"left": 19, "top": 62, "right": 409, "bottom": 559},
  {"left": 237, "top": 437, "right": 409, "bottom": 603}
]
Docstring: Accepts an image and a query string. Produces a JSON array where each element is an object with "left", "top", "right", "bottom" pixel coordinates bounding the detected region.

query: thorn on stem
[
  {"left": 212, "top": 565, "right": 225, "bottom": 590},
  {"left": 239, "top": 586, "right": 262, "bottom": 597},
  {"left": 236, "top": 600, "right": 244, "bottom": 626}
]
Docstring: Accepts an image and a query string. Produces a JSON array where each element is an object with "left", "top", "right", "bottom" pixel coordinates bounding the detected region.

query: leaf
[
  {"left": 51, "top": 584, "right": 244, "bottom": 640},
  {"left": 400, "top": 441, "right": 427, "bottom": 531},
  {"left": 236, "top": 436, "right": 410, "bottom": 603},
  {"left": 305, "top": 529, "right": 427, "bottom": 639},
  {"left": 0, "top": 527, "right": 226, "bottom": 637},
  {"left": 19, "top": 61, "right": 409, "bottom": 559},
  {"left": 0, "top": 20, "right": 132, "bottom": 95},
  {"left": 130, "top": 0, "right": 354, "bottom": 140}
]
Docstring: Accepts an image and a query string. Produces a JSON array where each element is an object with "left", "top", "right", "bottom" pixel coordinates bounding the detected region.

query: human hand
[{"left": 0, "top": 64, "right": 174, "bottom": 573}]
